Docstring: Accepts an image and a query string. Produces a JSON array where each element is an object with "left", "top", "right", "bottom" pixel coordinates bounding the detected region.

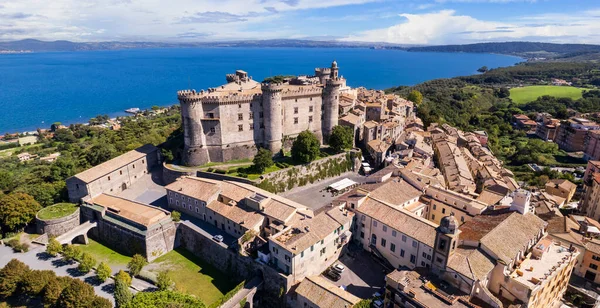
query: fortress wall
[
  {"left": 145, "top": 220, "right": 177, "bottom": 262},
  {"left": 217, "top": 101, "right": 257, "bottom": 146},
  {"left": 282, "top": 95, "right": 324, "bottom": 144},
  {"left": 162, "top": 163, "right": 197, "bottom": 185},
  {"left": 36, "top": 208, "right": 81, "bottom": 237}
]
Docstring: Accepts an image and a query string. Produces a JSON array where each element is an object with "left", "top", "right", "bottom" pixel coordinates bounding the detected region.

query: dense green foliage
[
  {"left": 0, "top": 108, "right": 181, "bottom": 236},
  {"left": 0, "top": 193, "right": 41, "bottom": 233},
  {"left": 407, "top": 90, "right": 423, "bottom": 105},
  {"left": 127, "top": 254, "right": 147, "bottom": 277},
  {"left": 123, "top": 290, "right": 206, "bottom": 308},
  {"left": 291, "top": 130, "right": 320, "bottom": 163},
  {"left": 329, "top": 126, "right": 354, "bottom": 152},
  {"left": 171, "top": 210, "right": 181, "bottom": 222},
  {"left": 0, "top": 259, "right": 109, "bottom": 306},
  {"left": 77, "top": 252, "right": 97, "bottom": 273},
  {"left": 406, "top": 42, "right": 600, "bottom": 59},
  {"left": 156, "top": 271, "right": 174, "bottom": 291},
  {"left": 114, "top": 270, "right": 133, "bottom": 307},
  {"left": 62, "top": 244, "right": 81, "bottom": 262},
  {"left": 252, "top": 148, "right": 274, "bottom": 173},
  {"left": 262, "top": 75, "right": 294, "bottom": 83}
]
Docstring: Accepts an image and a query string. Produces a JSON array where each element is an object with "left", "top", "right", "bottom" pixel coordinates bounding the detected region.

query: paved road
[
  {"left": 0, "top": 245, "right": 116, "bottom": 305},
  {"left": 221, "top": 276, "right": 263, "bottom": 308},
  {"left": 281, "top": 172, "right": 367, "bottom": 210}
]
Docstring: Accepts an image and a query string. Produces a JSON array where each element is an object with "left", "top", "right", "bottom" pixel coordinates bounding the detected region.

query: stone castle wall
[
  {"left": 36, "top": 208, "right": 81, "bottom": 237},
  {"left": 162, "top": 163, "right": 197, "bottom": 185}
]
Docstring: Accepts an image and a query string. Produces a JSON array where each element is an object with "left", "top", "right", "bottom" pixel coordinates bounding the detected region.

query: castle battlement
[
  {"left": 281, "top": 87, "right": 323, "bottom": 98},
  {"left": 326, "top": 77, "right": 345, "bottom": 87},
  {"left": 261, "top": 83, "right": 285, "bottom": 92},
  {"left": 178, "top": 90, "right": 261, "bottom": 104}
]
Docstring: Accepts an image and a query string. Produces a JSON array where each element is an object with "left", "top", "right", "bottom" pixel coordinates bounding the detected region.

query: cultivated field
[{"left": 510, "top": 85, "right": 584, "bottom": 104}]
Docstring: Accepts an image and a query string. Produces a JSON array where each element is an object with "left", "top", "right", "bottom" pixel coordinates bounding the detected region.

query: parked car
[
  {"left": 325, "top": 270, "right": 341, "bottom": 282},
  {"left": 373, "top": 299, "right": 383, "bottom": 308},
  {"left": 213, "top": 234, "right": 224, "bottom": 242},
  {"left": 332, "top": 263, "right": 345, "bottom": 273}
]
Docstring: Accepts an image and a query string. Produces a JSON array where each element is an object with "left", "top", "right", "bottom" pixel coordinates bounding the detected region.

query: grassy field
[
  {"left": 37, "top": 203, "right": 78, "bottom": 220},
  {"left": 77, "top": 239, "right": 132, "bottom": 266},
  {"left": 510, "top": 85, "right": 584, "bottom": 104},
  {"left": 148, "top": 248, "right": 237, "bottom": 306}
]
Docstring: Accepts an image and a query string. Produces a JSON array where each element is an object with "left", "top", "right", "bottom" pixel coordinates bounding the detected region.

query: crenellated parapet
[
  {"left": 261, "top": 82, "right": 285, "bottom": 92},
  {"left": 281, "top": 87, "right": 323, "bottom": 98},
  {"left": 178, "top": 89, "right": 261, "bottom": 105}
]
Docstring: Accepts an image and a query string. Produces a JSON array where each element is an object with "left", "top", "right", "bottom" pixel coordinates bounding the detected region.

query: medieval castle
[{"left": 177, "top": 61, "right": 350, "bottom": 166}]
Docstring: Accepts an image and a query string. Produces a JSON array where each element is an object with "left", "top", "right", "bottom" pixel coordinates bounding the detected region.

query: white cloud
[
  {"left": 343, "top": 9, "right": 600, "bottom": 44},
  {"left": 0, "top": 0, "right": 378, "bottom": 41}
]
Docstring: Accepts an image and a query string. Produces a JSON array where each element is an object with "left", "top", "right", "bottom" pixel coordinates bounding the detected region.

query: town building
[
  {"left": 294, "top": 276, "right": 360, "bottom": 308},
  {"left": 545, "top": 179, "right": 577, "bottom": 203},
  {"left": 177, "top": 61, "right": 349, "bottom": 166},
  {"left": 584, "top": 130, "right": 600, "bottom": 161},
  {"left": 17, "top": 152, "right": 32, "bottom": 162},
  {"left": 40, "top": 152, "right": 61, "bottom": 163},
  {"left": 555, "top": 118, "right": 600, "bottom": 152},
  {"left": 536, "top": 118, "right": 560, "bottom": 141},
  {"left": 66, "top": 144, "right": 161, "bottom": 203},
  {"left": 513, "top": 114, "right": 537, "bottom": 131}
]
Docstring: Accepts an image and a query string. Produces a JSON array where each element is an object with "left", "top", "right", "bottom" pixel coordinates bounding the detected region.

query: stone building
[
  {"left": 66, "top": 144, "right": 160, "bottom": 203},
  {"left": 555, "top": 118, "right": 600, "bottom": 152},
  {"left": 545, "top": 179, "right": 577, "bottom": 203},
  {"left": 178, "top": 61, "right": 348, "bottom": 166},
  {"left": 293, "top": 276, "right": 360, "bottom": 308},
  {"left": 80, "top": 194, "right": 176, "bottom": 261}
]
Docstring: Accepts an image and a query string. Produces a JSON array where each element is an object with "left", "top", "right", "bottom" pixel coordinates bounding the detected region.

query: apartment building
[
  {"left": 555, "top": 118, "right": 600, "bottom": 152},
  {"left": 545, "top": 179, "right": 577, "bottom": 203}
]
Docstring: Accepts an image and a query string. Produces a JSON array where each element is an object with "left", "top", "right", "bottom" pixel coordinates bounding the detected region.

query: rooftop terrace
[{"left": 511, "top": 239, "right": 576, "bottom": 290}]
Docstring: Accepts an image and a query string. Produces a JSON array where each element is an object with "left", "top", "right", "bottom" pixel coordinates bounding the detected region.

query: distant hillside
[
  {"left": 0, "top": 39, "right": 403, "bottom": 53},
  {"left": 406, "top": 42, "right": 600, "bottom": 61}
]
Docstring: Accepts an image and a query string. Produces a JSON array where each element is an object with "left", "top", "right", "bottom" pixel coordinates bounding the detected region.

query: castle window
[
  {"left": 442, "top": 208, "right": 446, "bottom": 214},
  {"left": 294, "top": 107, "right": 298, "bottom": 114},
  {"left": 120, "top": 170, "right": 123, "bottom": 175},
  {"left": 259, "top": 112, "right": 264, "bottom": 118},
  {"left": 142, "top": 160, "right": 145, "bottom": 164},
  {"left": 108, "top": 176, "right": 111, "bottom": 181},
  {"left": 309, "top": 106, "right": 313, "bottom": 112},
  {"left": 310, "top": 97, "right": 313, "bottom": 101},
  {"left": 309, "top": 116, "right": 313, "bottom": 123},
  {"left": 238, "top": 125, "right": 243, "bottom": 132},
  {"left": 260, "top": 122, "right": 265, "bottom": 129},
  {"left": 238, "top": 104, "right": 242, "bottom": 108},
  {"left": 132, "top": 164, "right": 135, "bottom": 169},
  {"left": 210, "top": 127, "right": 216, "bottom": 133},
  {"left": 238, "top": 113, "right": 243, "bottom": 121},
  {"left": 249, "top": 123, "right": 254, "bottom": 130},
  {"left": 249, "top": 112, "right": 254, "bottom": 119},
  {"left": 295, "top": 99, "right": 298, "bottom": 102},
  {"left": 294, "top": 118, "right": 298, "bottom": 124}
]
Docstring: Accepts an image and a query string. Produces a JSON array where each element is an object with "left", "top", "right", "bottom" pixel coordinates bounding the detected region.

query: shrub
[
  {"left": 114, "top": 277, "right": 133, "bottom": 307},
  {"left": 115, "top": 270, "right": 132, "bottom": 287},
  {"left": 127, "top": 254, "right": 147, "bottom": 277},
  {"left": 291, "top": 130, "right": 320, "bottom": 163},
  {"left": 62, "top": 244, "right": 81, "bottom": 262},
  {"left": 156, "top": 271, "right": 173, "bottom": 291},
  {"left": 215, "top": 169, "right": 227, "bottom": 174},
  {"left": 252, "top": 148, "right": 274, "bottom": 173},
  {"left": 20, "top": 269, "right": 56, "bottom": 296},
  {"left": 122, "top": 290, "right": 205, "bottom": 308},
  {"left": 207, "top": 168, "right": 215, "bottom": 172},
  {"left": 96, "top": 262, "right": 111, "bottom": 283},
  {"left": 46, "top": 238, "right": 63, "bottom": 257},
  {"left": 77, "top": 252, "right": 96, "bottom": 273},
  {"left": 57, "top": 279, "right": 95, "bottom": 308},
  {"left": 137, "top": 269, "right": 158, "bottom": 284},
  {"left": 171, "top": 211, "right": 181, "bottom": 222}
]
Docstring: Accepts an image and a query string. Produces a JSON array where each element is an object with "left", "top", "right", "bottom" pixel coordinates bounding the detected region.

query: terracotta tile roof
[
  {"left": 207, "top": 200, "right": 264, "bottom": 229},
  {"left": 358, "top": 197, "right": 437, "bottom": 247},
  {"left": 295, "top": 276, "right": 360, "bottom": 308},
  {"left": 262, "top": 199, "right": 297, "bottom": 223},
  {"left": 368, "top": 179, "right": 422, "bottom": 206},
  {"left": 72, "top": 144, "right": 157, "bottom": 183},
  {"left": 476, "top": 190, "right": 506, "bottom": 206},
  {"left": 91, "top": 193, "right": 168, "bottom": 227},
  {"left": 585, "top": 240, "right": 600, "bottom": 255},
  {"left": 479, "top": 213, "right": 547, "bottom": 264},
  {"left": 546, "top": 179, "right": 577, "bottom": 192},
  {"left": 165, "top": 177, "right": 221, "bottom": 201},
  {"left": 458, "top": 213, "right": 512, "bottom": 242},
  {"left": 447, "top": 247, "right": 495, "bottom": 281},
  {"left": 340, "top": 113, "right": 360, "bottom": 126}
]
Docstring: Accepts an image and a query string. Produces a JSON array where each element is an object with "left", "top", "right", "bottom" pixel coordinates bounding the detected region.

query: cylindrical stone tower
[
  {"left": 178, "top": 90, "right": 210, "bottom": 166},
  {"left": 322, "top": 62, "right": 343, "bottom": 142},
  {"left": 262, "top": 83, "right": 284, "bottom": 153}
]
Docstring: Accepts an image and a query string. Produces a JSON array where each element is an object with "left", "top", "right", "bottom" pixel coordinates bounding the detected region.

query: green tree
[
  {"left": 161, "top": 148, "right": 174, "bottom": 162},
  {"left": 0, "top": 192, "right": 41, "bottom": 233},
  {"left": 122, "top": 290, "right": 206, "bottom": 308},
  {"left": 477, "top": 66, "right": 489, "bottom": 73},
  {"left": 328, "top": 125, "right": 354, "bottom": 152},
  {"left": 0, "top": 259, "right": 29, "bottom": 298},
  {"left": 77, "top": 252, "right": 96, "bottom": 273},
  {"left": 46, "top": 238, "right": 63, "bottom": 257},
  {"left": 20, "top": 269, "right": 56, "bottom": 296},
  {"left": 114, "top": 270, "right": 133, "bottom": 307},
  {"left": 252, "top": 148, "right": 274, "bottom": 173},
  {"left": 156, "top": 270, "right": 173, "bottom": 291},
  {"left": 407, "top": 90, "right": 423, "bottom": 105},
  {"left": 291, "top": 130, "right": 320, "bottom": 163},
  {"left": 62, "top": 244, "right": 81, "bottom": 262},
  {"left": 97, "top": 262, "right": 112, "bottom": 283},
  {"left": 85, "top": 143, "right": 116, "bottom": 166},
  {"left": 171, "top": 211, "right": 181, "bottom": 222},
  {"left": 127, "top": 254, "right": 147, "bottom": 277},
  {"left": 354, "top": 299, "right": 373, "bottom": 308},
  {"left": 57, "top": 279, "right": 95, "bottom": 308},
  {"left": 91, "top": 297, "right": 112, "bottom": 308},
  {"left": 43, "top": 276, "right": 67, "bottom": 306}
]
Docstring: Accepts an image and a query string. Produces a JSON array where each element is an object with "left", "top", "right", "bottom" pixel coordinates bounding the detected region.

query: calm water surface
[{"left": 0, "top": 47, "right": 521, "bottom": 132}]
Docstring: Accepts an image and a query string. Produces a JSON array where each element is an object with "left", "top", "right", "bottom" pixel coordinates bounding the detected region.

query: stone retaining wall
[
  {"left": 176, "top": 223, "right": 292, "bottom": 294},
  {"left": 36, "top": 208, "right": 81, "bottom": 237},
  {"left": 162, "top": 162, "right": 197, "bottom": 185}
]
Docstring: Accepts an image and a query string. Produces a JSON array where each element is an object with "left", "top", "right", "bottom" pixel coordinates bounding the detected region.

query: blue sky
[{"left": 1, "top": 0, "right": 599, "bottom": 44}]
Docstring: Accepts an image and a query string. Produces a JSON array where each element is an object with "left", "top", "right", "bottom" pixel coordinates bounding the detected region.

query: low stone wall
[
  {"left": 162, "top": 162, "right": 197, "bottom": 185},
  {"left": 176, "top": 223, "right": 292, "bottom": 294},
  {"left": 36, "top": 208, "right": 81, "bottom": 237},
  {"left": 256, "top": 150, "right": 362, "bottom": 194},
  {"left": 196, "top": 171, "right": 255, "bottom": 185}
]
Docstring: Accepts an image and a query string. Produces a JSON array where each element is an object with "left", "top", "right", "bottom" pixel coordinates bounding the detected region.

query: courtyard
[
  {"left": 281, "top": 171, "right": 367, "bottom": 210},
  {"left": 320, "top": 248, "right": 388, "bottom": 299}
]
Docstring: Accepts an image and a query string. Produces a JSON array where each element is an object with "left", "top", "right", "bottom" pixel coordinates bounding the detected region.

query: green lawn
[
  {"left": 149, "top": 248, "right": 237, "bottom": 306},
  {"left": 37, "top": 203, "right": 78, "bottom": 220},
  {"left": 77, "top": 239, "right": 132, "bottom": 266},
  {"left": 510, "top": 85, "right": 584, "bottom": 104}
]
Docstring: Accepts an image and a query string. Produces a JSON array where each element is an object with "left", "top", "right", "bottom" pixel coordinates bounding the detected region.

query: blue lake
[{"left": 0, "top": 47, "right": 521, "bottom": 133}]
